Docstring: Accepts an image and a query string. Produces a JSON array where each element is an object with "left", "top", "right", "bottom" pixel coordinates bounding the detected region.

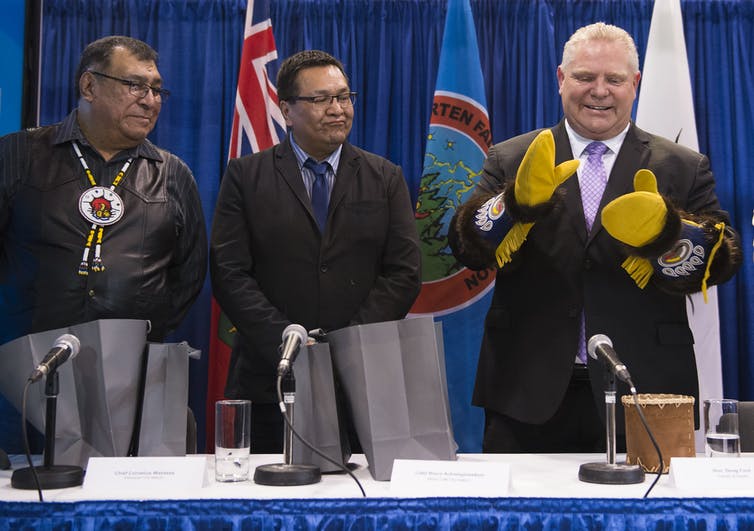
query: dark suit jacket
[
  {"left": 452, "top": 120, "right": 735, "bottom": 430},
  {"left": 210, "top": 138, "right": 421, "bottom": 403}
]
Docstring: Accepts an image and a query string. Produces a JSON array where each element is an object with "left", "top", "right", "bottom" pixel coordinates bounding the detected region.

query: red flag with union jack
[{"left": 205, "top": 0, "right": 285, "bottom": 451}]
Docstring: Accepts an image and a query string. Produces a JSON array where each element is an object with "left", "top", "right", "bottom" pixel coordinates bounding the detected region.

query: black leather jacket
[{"left": 0, "top": 111, "right": 207, "bottom": 343}]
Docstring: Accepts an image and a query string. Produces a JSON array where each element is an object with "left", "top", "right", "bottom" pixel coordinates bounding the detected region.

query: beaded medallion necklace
[{"left": 72, "top": 141, "right": 133, "bottom": 275}]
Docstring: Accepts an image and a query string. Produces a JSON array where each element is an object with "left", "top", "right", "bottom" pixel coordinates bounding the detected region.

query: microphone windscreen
[
  {"left": 587, "top": 333, "right": 611, "bottom": 359},
  {"left": 54, "top": 334, "right": 81, "bottom": 359},
  {"left": 282, "top": 324, "right": 307, "bottom": 343}
]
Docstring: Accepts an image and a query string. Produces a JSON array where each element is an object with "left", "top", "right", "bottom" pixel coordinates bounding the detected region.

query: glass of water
[
  {"left": 215, "top": 399, "right": 252, "bottom": 481},
  {"left": 704, "top": 398, "right": 741, "bottom": 457}
]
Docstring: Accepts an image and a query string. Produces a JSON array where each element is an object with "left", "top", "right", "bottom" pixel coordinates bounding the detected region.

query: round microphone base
[
  {"left": 253, "top": 463, "right": 321, "bottom": 486},
  {"left": 11, "top": 464, "right": 84, "bottom": 490},
  {"left": 578, "top": 461, "right": 645, "bottom": 484}
]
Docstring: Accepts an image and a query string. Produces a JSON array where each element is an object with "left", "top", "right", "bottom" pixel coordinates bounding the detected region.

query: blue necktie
[{"left": 304, "top": 158, "right": 330, "bottom": 232}]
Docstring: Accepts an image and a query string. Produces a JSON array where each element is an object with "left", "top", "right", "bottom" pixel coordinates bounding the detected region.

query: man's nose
[{"left": 590, "top": 78, "right": 610, "bottom": 97}]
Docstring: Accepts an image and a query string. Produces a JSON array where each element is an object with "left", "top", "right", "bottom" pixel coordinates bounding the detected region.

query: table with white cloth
[{"left": 1, "top": 453, "right": 753, "bottom": 529}]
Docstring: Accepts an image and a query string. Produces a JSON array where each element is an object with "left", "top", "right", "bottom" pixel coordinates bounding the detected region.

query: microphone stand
[
  {"left": 11, "top": 371, "right": 84, "bottom": 490},
  {"left": 253, "top": 370, "right": 321, "bottom": 486},
  {"left": 578, "top": 367, "right": 645, "bottom": 484}
]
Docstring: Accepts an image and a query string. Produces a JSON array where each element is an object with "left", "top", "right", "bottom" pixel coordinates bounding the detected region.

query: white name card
[
  {"left": 83, "top": 456, "right": 207, "bottom": 495},
  {"left": 669, "top": 457, "right": 754, "bottom": 491},
  {"left": 389, "top": 459, "right": 510, "bottom": 497}
]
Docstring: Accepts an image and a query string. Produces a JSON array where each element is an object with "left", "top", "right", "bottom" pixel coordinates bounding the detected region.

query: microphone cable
[
  {"left": 21, "top": 379, "right": 44, "bottom": 501},
  {"left": 275, "top": 375, "right": 366, "bottom": 497},
  {"left": 629, "top": 390, "right": 665, "bottom": 498}
]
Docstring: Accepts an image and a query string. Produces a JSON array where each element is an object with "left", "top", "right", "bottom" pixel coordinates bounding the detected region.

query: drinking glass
[
  {"left": 704, "top": 398, "right": 740, "bottom": 457},
  {"left": 215, "top": 399, "right": 252, "bottom": 481}
]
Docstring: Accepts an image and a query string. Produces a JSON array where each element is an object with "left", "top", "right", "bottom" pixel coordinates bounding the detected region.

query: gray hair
[{"left": 560, "top": 22, "right": 639, "bottom": 73}]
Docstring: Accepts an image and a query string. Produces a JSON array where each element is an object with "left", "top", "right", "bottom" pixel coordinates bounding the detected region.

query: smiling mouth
[{"left": 585, "top": 105, "right": 611, "bottom": 111}]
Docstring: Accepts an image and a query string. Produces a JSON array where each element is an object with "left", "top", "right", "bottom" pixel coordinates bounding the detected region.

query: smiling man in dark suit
[
  {"left": 449, "top": 23, "right": 741, "bottom": 453},
  {"left": 210, "top": 50, "right": 421, "bottom": 453}
]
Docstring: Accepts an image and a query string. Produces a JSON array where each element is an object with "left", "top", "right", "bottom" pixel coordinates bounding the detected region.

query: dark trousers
[
  {"left": 482, "top": 366, "right": 625, "bottom": 453},
  {"left": 250, "top": 402, "right": 285, "bottom": 454}
]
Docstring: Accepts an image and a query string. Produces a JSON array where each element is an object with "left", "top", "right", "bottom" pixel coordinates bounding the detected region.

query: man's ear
[
  {"left": 79, "top": 72, "right": 96, "bottom": 101},
  {"left": 556, "top": 66, "right": 565, "bottom": 93},
  {"left": 279, "top": 100, "right": 293, "bottom": 127},
  {"left": 632, "top": 70, "right": 641, "bottom": 91}
]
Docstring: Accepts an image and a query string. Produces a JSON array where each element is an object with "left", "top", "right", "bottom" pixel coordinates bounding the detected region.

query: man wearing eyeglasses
[
  {"left": 210, "top": 50, "right": 421, "bottom": 454},
  {"left": 0, "top": 35, "right": 206, "bottom": 347},
  {"left": 0, "top": 35, "right": 207, "bottom": 453}
]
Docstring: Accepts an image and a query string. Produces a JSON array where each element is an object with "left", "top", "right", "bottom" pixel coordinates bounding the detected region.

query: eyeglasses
[
  {"left": 288, "top": 92, "right": 357, "bottom": 108},
  {"left": 87, "top": 70, "right": 171, "bottom": 101}
]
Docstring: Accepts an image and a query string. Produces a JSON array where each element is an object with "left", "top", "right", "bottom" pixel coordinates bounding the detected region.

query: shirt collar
[
  {"left": 52, "top": 109, "right": 164, "bottom": 162},
  {"left": 564, "top": 119, "right": 630, "bottom": 158},
  {"left": 289, "top": 133, "right": 342, "bottom": 173}
]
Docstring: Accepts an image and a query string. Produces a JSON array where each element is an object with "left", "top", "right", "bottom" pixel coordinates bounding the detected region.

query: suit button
[
  {"left": 584, "top": 259, "right": 592, "bottom": 270},
  {"left": 88, "top": 289, "right": 95, "bottom": 297},
  {"left": 320, "top": 264, "right": 328, "bottom": 273}
]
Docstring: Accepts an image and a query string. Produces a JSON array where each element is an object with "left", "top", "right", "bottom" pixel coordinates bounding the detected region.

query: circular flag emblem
[{"left": 411, "top": 92, "right": 495, "bottom": 316}]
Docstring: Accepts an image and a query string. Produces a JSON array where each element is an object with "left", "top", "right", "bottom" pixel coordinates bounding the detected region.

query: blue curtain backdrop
[{"left": 29, "top": 0, "right": 754, "bottom": 452}]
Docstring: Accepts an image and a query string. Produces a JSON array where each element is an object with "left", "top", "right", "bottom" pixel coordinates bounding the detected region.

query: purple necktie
[
  {"left": 304, "top": 158, "right": 330, "bottom": 232},
  {"left": 580, "top": 141, "right": 609, "bottom": 231},
  {"left": 577, "top": 141, "right": 608, "bottom": 364}
]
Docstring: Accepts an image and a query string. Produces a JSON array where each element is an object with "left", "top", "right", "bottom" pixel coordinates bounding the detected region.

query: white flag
[{"left": 636, "top": 0, "right": 722, "bottom": 452}]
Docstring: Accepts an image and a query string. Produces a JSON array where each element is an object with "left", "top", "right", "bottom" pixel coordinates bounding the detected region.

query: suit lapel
[
  {"left": 276, "top": 139, "right": 320, "bottom": 227},
  {"left": 552, "top": 122, "right": 588, "bottom": 244},
  {"left": 589, "top": 124, "right": 651, "bottom": 239},
  {"left": 329, "top": 142, "right": 359, "bottom": 214},
  {"left": 554, "top": 122, "right": 652, "bottom": 245},
  {"left": 276, "top": 139, "right": 360, "bottom": 234}
]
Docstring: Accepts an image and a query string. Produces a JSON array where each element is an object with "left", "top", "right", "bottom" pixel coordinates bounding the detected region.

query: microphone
[
  {"left": 579, "top": 333, "right": 645, "bottom": 486},
  {"left": 28, "top": 334, "right": 81, "bottom": 383},
  {"left": 277, "top": 324, "right": 308, "bottom": 376},
  {"left": 587, "top": 334, "right": 633, "bottom": 385}
]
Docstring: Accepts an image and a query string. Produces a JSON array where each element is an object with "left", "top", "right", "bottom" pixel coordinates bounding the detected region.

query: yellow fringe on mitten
[
  {"left": 494, "top": 222, "right": 533, "bottom": 267},
  {"left": 621, "top": 256, "right": 654, "bottom": 289},
  {"left": 700, "top": 222, "right": 726, "bottom": 303},
  {"left": 620, "top": 222, "right": 725, "bottom": 302}
]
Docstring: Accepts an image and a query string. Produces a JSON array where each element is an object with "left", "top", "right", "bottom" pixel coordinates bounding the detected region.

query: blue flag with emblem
[{"left": 409, "top": 0, "right": 492, "bottom": 452}]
